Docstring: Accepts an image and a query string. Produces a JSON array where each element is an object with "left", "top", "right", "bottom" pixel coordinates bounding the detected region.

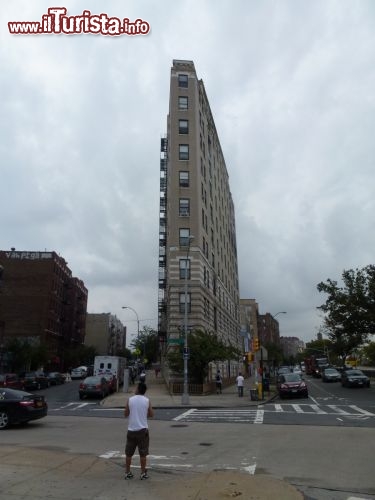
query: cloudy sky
[{"left": 1, "top": 0, "right": 375, "bottom": 344}]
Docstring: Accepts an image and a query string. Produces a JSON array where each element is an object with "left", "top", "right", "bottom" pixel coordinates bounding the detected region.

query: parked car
[
  {"left": 20, "top": 372, "right": 49, "bottom": 390},
  {"left": 292, "top": 366, "right": 303, "bottom": 376},
  {"left": 79, "top": 376, "right": 110, "bottom": 400},
  {"left": 277, "top": 372, "right": 308, "bottom": 399},
  {"left": 71, "top": 368, "right": 87, "bottom": 380},
  {"left": 322, "top": 367, "right": 341, "bottom": 383},
  {"left": 277, "top": 366, "right": 291, "bottom": 375},
  {"left": 341, "top": 369, "right": 370, "bottom": 388},
  {"left": 46, "top": 372, "right": 66, "bottom": 385},
  {"left": 103, "top": 374, "right": 117, "bottom": 394},
  {"left": 0, "top": 373, "right": 23, "bottom": 390},
  {"left": 0, "top": 388, "right": 48, "bottom": 430}
]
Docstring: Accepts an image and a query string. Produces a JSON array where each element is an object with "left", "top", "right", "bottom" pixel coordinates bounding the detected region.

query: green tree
[
  {"left": 130, "top": 326, "right": 159, "bottom": 366},
  {"left": 167, "top": 329, "right": 241, "bottom": 384},
  {"left": 264, "top": 342, "right": 283, "bottom": 367},
  {"left": 317, "top": 265, "right": 375, "bottom": 364},
  {"left": 362, "top": 342, "right": 375, "bottom": 366}
]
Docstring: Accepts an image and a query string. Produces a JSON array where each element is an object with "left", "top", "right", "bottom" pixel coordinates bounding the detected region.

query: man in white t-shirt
[
  {"left": 236, "top": 372, "right": 245, "bottom": 397},
  {"left": 124, "top": 382, "right": 154, "bottom": 480}
]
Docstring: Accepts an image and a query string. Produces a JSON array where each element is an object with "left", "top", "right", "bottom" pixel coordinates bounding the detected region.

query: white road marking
[
  {"left": 292, "top": 404, "right": 304, "bottom": 413},
  {"left": 99, "top": 451, "right": 256, "bottom": 474},
  {"left": 254, "top": 409, "right": 264, "bottom": 424},
  {"left": 349, "top": 405, "right": 375, "bottom": 416},
  {"left": 173, "top": 408, "right": 196, "bottom": 421},
  {"left": 174, "top": 408, "right": 262, "bottom": 424},
  {"left": 327, "top": 405, "right": 352, "bottom": 415},
  {"left": 310, "top": 404, "right": 326, "bottom": 414}
]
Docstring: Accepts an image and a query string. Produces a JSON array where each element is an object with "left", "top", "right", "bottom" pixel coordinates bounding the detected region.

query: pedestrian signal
[{"left": 253, "top": 338, "right": 260, "bottom": 351}]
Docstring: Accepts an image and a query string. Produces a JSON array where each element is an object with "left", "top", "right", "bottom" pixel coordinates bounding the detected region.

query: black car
[
  {"left": 46, "top": 372, "right": 66, "bottom": 385},
  {"left": 20, "top": 372, "right": 50, "bottom": 390},
  {"left": 0, "top": 388, "right": 48, "bottom": 430},
  {"left": 341, "top": 369, "right": 370, "bottom": 388}
]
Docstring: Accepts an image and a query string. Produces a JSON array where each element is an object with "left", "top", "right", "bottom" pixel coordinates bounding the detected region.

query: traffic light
[
  {"left": 253, "top": 338, "right": 260, "bottom": 351},
  {"left": 247, "top": 353, "right": 253, "bottom": 362}
]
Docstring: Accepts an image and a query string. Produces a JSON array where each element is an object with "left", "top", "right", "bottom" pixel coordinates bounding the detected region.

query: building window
[
  {"left": 179, "top": 228, "right": 191, "bottom": 247},
  {"left": 178, "top": 74, "right": 188, "bottom": 88},
  {"left": 179, "top": 171, "right": 189, "bottom": 187},
  {"left": 179, "top": 198, "right": 190, "bottom": 217},
  {"left": 178, "top": 96, "right": 188, "bottom": 110},
  {"left": 179, "top": 144, "right": 189, "bottom": 160},
  {"left": 179, "top": 292, "right": 191, "bottom": 313},
  {"left": 179, "top": 119, "right": 189, "bottom": 134},
  {"left": 179, "top": 258, "right": 190, "bottom": 279}
]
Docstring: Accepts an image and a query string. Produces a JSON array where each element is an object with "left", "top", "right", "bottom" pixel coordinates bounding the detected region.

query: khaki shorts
[{"left": 125, "top": 428, "right": 149, "bottom": 457}]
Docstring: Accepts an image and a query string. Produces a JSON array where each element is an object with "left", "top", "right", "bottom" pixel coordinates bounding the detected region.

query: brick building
[{"left": 0, "top": 249, "right": 87, "bottom": 371}]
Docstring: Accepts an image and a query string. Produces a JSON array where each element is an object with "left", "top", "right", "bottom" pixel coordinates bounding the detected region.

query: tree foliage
[
  {"left": 317, "top": 265, "right": 375, "bottom": 361},
  {"left": 130, "top": 326, "right": 159, "bottom": 366},
  {"left": 362, "top": 342, "right": 375, "bottom": 366},
  {"left": 167, "top": 329, "right": 241, "bottom": 384}
]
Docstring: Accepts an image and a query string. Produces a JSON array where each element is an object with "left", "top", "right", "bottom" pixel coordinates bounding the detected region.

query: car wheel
[{"left": 0, "top": 411, "right": 10, "bottom": 430}]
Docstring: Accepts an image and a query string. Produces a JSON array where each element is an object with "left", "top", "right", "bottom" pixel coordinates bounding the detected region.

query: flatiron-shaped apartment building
[{"left": 158, "top": 60, "right": 241, "bottom": 353}]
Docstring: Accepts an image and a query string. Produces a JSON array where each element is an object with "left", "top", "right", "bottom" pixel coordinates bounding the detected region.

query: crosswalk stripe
[
  {"left": 348, "top": 405, "right": 375, "bottom": 416},
  {"left": 310, "top": 404, "right": 326, "bottom": 414},
  {"left": 174, "top": 408, "right": 263, "bottom": 424},
  {"left": 292, "top": 404, "right": 304, "bottom": 413},
  {"left": 327, "top": 405, "right": 351, "bottom": 415}
]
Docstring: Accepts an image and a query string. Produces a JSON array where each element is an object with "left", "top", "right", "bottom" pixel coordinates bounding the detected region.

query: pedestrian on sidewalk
[
  {"left": 139, "top": 370, "right": 146, "bottom": 383},
  {"left": 124, "top": 382, "right": 154, "bottom": 480},
  {"left": 215, "top": 370, "right": 223, "bottom": 394},
  {"left": 236, "top": 372, "right": 244, "bottom": 397}
]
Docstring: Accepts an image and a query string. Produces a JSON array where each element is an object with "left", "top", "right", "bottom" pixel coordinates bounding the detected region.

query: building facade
[
  {"left": 239, "top": 298, "right": 259, "bottom": 353},
  {"left": 158, "top": 60, "right": 241, "bottom": 353},
  {"left": 85, "top": 313, "right": 126, "bottom": 356},
  {"left": 257, "top": 313, "right": 281, "bottom": 346},
  {"left": 280, "top": 336, "right": 305, "bottom": 359},
  {"left": 0, "top": 249, "right": 87, "bottom": 371}
]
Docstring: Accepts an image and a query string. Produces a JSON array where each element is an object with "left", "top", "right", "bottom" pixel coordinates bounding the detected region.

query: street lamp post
[
  {"left": 182, "top": 236, "right": 194, "bottom": 405},
  {"left": 122, "top": 306, "right": 141, "bottom": 358},
  {"left": 273, "top": 311, "right": 287, "bottom": 318}
]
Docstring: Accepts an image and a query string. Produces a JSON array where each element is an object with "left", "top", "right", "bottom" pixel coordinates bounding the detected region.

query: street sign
[
  {"left": 183, "top": 347, "right": 189, "bottom": 355},
  {"left": 168, "top": 338, "right": 184, "bottom": 345}
]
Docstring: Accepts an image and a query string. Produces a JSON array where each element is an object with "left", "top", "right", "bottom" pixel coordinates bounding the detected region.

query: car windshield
[
  {"left": 325, "top": 369, "right": 338, "bottom": 374},
  {"left": 347, "top": 370, "right": 364, "bottom": 376},
  {"left": 283, "top": 373, "right": 302, "bottom": 382}
]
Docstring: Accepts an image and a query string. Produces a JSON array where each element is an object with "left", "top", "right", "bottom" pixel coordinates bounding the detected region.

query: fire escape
[{"left": 158, "top": 137, "right": 168, "bottom": 353}]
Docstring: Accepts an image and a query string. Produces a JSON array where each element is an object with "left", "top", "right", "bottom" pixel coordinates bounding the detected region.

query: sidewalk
[{"left": 101, "top": 371, "right": 276, "bottom": 409}]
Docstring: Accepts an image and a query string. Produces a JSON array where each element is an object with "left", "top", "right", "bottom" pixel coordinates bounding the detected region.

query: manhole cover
[
  {"left": 170, "top": 424, "right": 188, "bottom": 427},
  {"left": 199, "top": 442, "right": 213, "bottom": 446}
]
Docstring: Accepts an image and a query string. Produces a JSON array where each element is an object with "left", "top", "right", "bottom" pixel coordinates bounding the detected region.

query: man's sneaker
[
  {"left": 124, "top": 471, "right": 134, "bottom": 480},
  {"left": 140, "top": 471, "right": 149, "bottom": 480}
]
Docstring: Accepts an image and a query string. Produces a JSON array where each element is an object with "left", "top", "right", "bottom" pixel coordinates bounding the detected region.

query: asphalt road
[
  {"left": 1, "top": 414, "right": 375, "bottom": 500},
  {"left": 40, "top": 376, "right": 375, "bottom": 428}
]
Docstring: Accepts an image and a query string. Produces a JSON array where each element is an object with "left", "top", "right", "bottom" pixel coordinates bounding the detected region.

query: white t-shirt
[
  {"left": 236, "top": 375, "right": 244, "bottom": 387},
  {"left": 127, "top": 394, "right": 150, "bottom": 431}
]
